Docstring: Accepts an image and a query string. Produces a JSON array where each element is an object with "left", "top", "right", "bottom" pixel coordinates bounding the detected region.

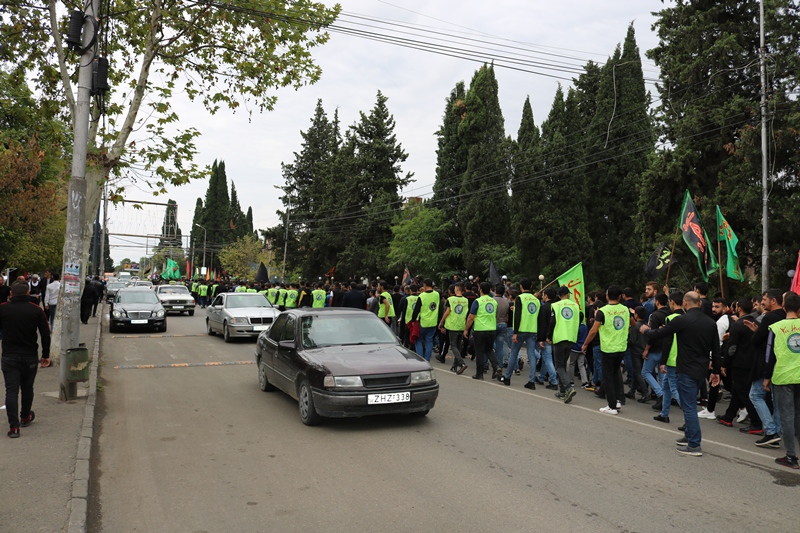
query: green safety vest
[
  {"left": 551, "top": 298, "right": 580, "bottom": 343},
  {"left": 285, "top": 289, "right": 298, "bottom": 308},
  {"left": 444, "top": 296, "right": 469, "bottom": 331},
  {"left": 768, "top": 318, "right": 800, "bottom": 385},
  {"left": 258, "top": 290, "right": 267, "bottom": 295},
  {"left": 417, "top": 291, "right": 439, "bottom": 327},
  {"left": 473, "top": 295, "right": 497, "bottom": 332},
  {"left": 665, "top": 312, "right": 681, "bottom": 367},
  {"left": 404, "top": 295, "right": 419, "bottom": 323},
  {"left": 246, "top": 288, "right": 257, "bottom": 293},
  {"left": 211, "top": 284, "right": 219, "bottom": 298},
  {"left": 235, "top": 285, "right": 246, "bottom": 293},
  {"left": 599, "top": 303, "right": 629, "bottom": 353},
  {"left": 266, "top": 288, "right": 278, "bottom": 305},
  {"left": 516, "top": 293, "right": 540, "bottom": 334},
  {"left": 377, "top": 291, "right": 396, "bottom": 318},
  {"left": 312, "top": 289, "right": 326, "bottom": 308},
  {"left": 197, "top": 285, "right": 208, "bottom": 297},
  {"left": 278, "top": 288, "right": 287, "bottom": 306},
  {"left": 191, "top": 282, "right": 198, "bottom": 293}
]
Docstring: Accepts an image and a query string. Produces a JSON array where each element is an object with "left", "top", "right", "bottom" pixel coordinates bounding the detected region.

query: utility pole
[
  {"left": 98, "top": 186, "right": 108, "bottom": 277},
  {"left": 59, "top": 0, "right": 101, "bottom": 401},
  {"left": 282, "top": 204, "right": 290, "bottom": 282},
  {"left": 759, "top": 0, "right": 770, "bottom": 291}
]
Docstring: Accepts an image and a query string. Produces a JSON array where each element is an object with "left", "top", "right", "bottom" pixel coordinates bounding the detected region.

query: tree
[
  {"left": 388, "top": 204, "right": 461, "bottom": 279},
  {"left": 640, "top": 1, "right": 800, "bottom": 290},
  {"left": 228, "top": 183, "right": 247, "bottom": 241},
  {"left": 156, "top": 199, "right": 182, "bottom": 250},
  {"left": 103, "top": 232, "right": 114, "bottom": 272},
  {"left": 218, "top": 234, "right": 268, "bottom": 280},
  {"left": 457, "top": 65, "right": 511, "bottom": 274},
  {"left": 197, "top": 160, "right": 231, "bottom": 271}
]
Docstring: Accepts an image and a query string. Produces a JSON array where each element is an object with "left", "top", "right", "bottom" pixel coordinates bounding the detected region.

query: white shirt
[
  {"left": 716, "top": 314, "right": 730, "bottom": 346},
  {"left": 44, "top": 280, "right": 61, "bottom": 306}
]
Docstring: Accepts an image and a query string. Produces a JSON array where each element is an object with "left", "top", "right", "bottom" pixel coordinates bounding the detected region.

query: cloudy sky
[{"left": 107, "top": 0, "right": 667, "bottom": 264}]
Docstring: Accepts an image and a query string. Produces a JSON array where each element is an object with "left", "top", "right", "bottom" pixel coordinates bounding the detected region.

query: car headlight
[
  {"left": 323, "top": 375, "right": 364, "bottom": 388},
  {"left": 410, "top": 370, "right": 434, "bottom": 385},
  {"left": 154, "top": 309, "right": 165, "bottom": 318},
  {"left": 112, "top": 310, "right": 122, "bottom": 318}
]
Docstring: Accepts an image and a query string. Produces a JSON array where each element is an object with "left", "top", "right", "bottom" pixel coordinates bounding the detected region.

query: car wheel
[
  {"left": 188, "top": 310, "right": 194, "bottom": 316},
  {"left": 298, "top": 379, "right": 322, "bottom": 426},
  {"left": 223, "top": 321, "right": 232, "bottom": 343},
  {"left": 410, "top": 409, "right": 430, "bottom": 418},
  {"left": 159, "top": 322, "right": 167, "bottom": 333},
  {"left": 109, "top": 323, "right": 118, "bottom": 334},
  {"left": 206, "top": 319, "right": 215, "bottom": 336},
  {"left": 258, "top": 361, "right": 276, "bottom": 392}
]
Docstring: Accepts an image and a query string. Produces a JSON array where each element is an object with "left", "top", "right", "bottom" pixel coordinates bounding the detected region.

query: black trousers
[
  {"left": 473, "top": 330, "right": 498, "bottom": 377},
  {"left": 602, "top": 351, "right": 625, "bottom": 410},
  {"left": 2, "top": 358, "right": 39, "bottom": 428},
  {"left": 80, "top": 300, "right": 93, "bottom": 323},
  {"left": 554, "top": 341, "right": 573, "bottom": 393},
  {"left": 722, "top": 367, "right": 761, "bottom": 425}
]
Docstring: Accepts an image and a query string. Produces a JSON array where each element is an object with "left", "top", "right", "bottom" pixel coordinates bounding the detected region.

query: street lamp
[
  {"left": 538, "top": 274, "right": 545, "bottom": 291},
  {"left": 195, "top": 223, "right": 207, "bottom": 278}
]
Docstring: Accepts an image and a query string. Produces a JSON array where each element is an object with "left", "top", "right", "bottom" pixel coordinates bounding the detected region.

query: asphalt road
[{"left": 90, "top": 310, "right": 800, "bottom": 533}]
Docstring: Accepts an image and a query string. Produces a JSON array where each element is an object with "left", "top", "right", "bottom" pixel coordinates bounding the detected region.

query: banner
[
  {"left": 645, "top": 243, "right": 673, "bottom": 278},
  {"left": 401, "top": 265, "right": 412, "bottom": 285},
  {"left": 488, "top": 260, "right": 500, "bottom": 286},
  {"left": 791, "top": 250, "right": 800, "bottom": 295},
  {"left": 161, "top": 258, "right": 181, "bottom": 280},
  {"left": 716, "top": 206, "right": 744, "bottom": 282},
  {"left": 679, "top": 190, "right": 718, "bottom": 282},
  {"left": 557, "top": 262, "right": 585, "bottom": 323}
]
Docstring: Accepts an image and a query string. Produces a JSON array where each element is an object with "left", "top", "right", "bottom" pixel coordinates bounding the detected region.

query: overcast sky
[{"left": 107, "top": 0, "right": 667, "bottom": 264}]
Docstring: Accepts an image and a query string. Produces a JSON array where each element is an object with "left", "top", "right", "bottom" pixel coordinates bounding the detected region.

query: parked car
[
  {"left": 255, "top": 308, "right": 439, "bottom": 425},
  {"left": 109, "top": 287, "right": 167, "bottom": 333},
  {"left": 105, "top": 281, "right": 129, "bottom": 303},
  {"left": 155, "top": 284, "right": 196, "bottom": 315},
  {"left": 134, "top": 280, "right": 153, "bottom": 288},
  {"left": 206, "top": 292, "right": 280, "bottom": 342}
]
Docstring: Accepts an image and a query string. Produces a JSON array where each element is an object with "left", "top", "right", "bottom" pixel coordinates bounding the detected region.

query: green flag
[
  {"left": 716, "top": 206, "right": 744, "bottom": 282},
  {"left": 556, "top": 262, "right": 585, "bottom": 323},
  {"left": 161, "top": 258, "right": 180, "bottom": 280},
  {"left": 679, "top": 190, "right": 718, "bottom": 282}
]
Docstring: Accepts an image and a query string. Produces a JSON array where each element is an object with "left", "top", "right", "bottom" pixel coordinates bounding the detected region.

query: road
[{"left": 90, "top": 310, "right": 800, "bottom": 532}]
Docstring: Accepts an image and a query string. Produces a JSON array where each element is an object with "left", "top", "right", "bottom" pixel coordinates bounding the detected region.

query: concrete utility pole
[
  {"left": 759, "top": 0, "right": 770, "bottom": 291},
  {"left": 59, "top": 0, "right": 101, "bottom": 401},
  {"left": 98, "top": 186, "right": 108, "bottom": 276}
]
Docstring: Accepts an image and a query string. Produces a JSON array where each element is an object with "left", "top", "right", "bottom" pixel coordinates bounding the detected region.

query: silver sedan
[{"left": 206, "top": 292, "right": 280, "bottom": 342}]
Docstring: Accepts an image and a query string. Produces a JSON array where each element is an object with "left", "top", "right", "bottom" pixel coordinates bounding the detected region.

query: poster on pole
[{"left": 63, "top": 262, "right": 81, "bottom": 295}]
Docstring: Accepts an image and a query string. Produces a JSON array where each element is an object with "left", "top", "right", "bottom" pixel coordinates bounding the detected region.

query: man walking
[
  {"left": 464, "top": 282, "right": 501, "bottom": 380},
  {"left": 501, "top": 278, "right": 541, "bottom": 389},
  {"left": 549, "top": 285, "right": 581, "bottom": 403},
  {"left": 43, "top": 273, "right": 61, "bottom": 330},
  {"left": 438, "top": 283, "right": 468, "bottom": 374},
  {"left": 644, "top": 291, "right": 721, "bottom": 456},
  {"left": 410, "top": 279, "right": 440, "bottom": 361},
  {"left": 1, "top": 282, "right": 51, "bottom": 438}
]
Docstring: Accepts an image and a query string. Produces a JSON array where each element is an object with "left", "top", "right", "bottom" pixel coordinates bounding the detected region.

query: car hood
[
  {"left": 223, "top": 308, "right": 279, "bottom": 318},
  {"left": 115, "top": 303, "right": 162, "bottom": 312},
  {"left": 304, "top": 344, "right": 432, "bottom": 375}
]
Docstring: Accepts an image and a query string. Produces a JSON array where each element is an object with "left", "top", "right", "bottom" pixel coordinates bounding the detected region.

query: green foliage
[
  {"left": 218, "top": 234, "right": 268, "bottom": 280},
  {"left": 387, "top": 204, "right": 461, "bottom": 279}
]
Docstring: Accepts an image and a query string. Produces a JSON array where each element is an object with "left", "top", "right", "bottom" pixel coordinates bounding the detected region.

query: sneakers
[
  {"left": 545, "top": 383, "right": 559, "bottom": 390},
  {"left": 554, "top": 392, "right": 567, "bottom": 400},
  {"left": 514, "top": 368, "right": 521, "bottom": 376},
  {"left": 20, "top": 411, "right": 35, "bottom": 427},
  {"left": 472, "top": 374, "right": 484, "bottom": 380},
  {"left": 435, "top": 355, "right": 446, "bottom": 364},
  {"left": 676, "top": 445, "right": 703, "bottom": 457},
  {"left": 491, "top": 367, "right": 502, "bottom": 380},
  {"left": 653, "top": 415, "right": 670, "bottom": 423},
  {"left": 599, "top": 406, "right": 618, "bottom": 415},
  {"left": 736, "top": 408, "right": 749, "bottom": 423},
  {"left": 718, "top": 419, "right": 733, "bottom": 427},
  {"left": 677, "top": 425, "right": 686, "bottom": 432},
  {"left": 697, "top": 408, "right": 716, "bottom": 420},
  {"left": 775, "top": 456, "right": 800, "bottom": 469},
  {"left": 523, "top": 381, "right": 536, "bottom": 390},
  {"left": 564, "top": 388, "right": 577, "bottom": 404},
  {"left": 616, "top": 401, "right": 622, "bottom": 410},
  {"left": 754, "top": 434, "right": 781, "bottom": 448},
  {"left": 456, "top": 364, "right": 467, "bottom": 375},
  {"left": 583, "top": 383, "right": 596, "bottom": 391},
  {"left": 7, "top": 426, "right": 20, "bottom": 438},
  {"left": 498, "top": 376, "right": 511, "bottom": 386},
  {"left": 676, "top": 436, "right": 688, "bottom": 445},
  {"left": 739, "top": 426, "right": 764, "bottom": 435}
]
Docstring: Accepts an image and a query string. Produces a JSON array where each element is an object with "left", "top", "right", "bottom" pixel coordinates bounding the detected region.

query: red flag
[{"left": 791, "top": 250, "right": 800, "bottom": 295}]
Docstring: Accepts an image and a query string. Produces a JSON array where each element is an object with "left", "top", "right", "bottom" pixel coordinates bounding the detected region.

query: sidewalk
[{"left": 0, "top": 309, "right": 102, "bottom": 533}]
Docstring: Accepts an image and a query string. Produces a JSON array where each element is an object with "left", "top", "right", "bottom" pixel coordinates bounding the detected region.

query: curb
[{"left": 67, "top": 304, "right": 103, "bottom": 533}]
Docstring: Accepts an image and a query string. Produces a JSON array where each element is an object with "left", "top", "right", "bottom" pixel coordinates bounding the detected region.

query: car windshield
[
  {"left": 117, "top": 291, "right": 159, "bottom": 304},
  {"left": 107, "top": 283, "right": 126, "bottom": 289},
  {"left": 135, "top": 282, "right": 152, "bottom": 286},
  {"left": 299, "top": 314, "right": 398, "bottom": 349},
  {"left": 158, "top": 286, "right": 189, "bottom": 295},
  {"left": 225, "top": 294, "right": 271, "bottom": 309}
]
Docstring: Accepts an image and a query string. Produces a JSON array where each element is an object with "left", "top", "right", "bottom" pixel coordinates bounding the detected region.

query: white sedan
[
  {"left": 155, "top": 285, "right": 196, "bottom": 315},
  {"left": 206, "top": 292, "right": 280, "bottom": 342}
]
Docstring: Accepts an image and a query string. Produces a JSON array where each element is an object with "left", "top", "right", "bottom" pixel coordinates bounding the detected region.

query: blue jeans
[
  {"left": 749, "top": 380, "right": 781, "bottom": 436},
  {"left": 504, "top": 333, "right": 539, "bottom": 381},
  {"left": 660, "top": 366, "right": 680, "bottom": 417},
  {"left": 624, "top": 348, "right": 633, "bottom": 383},
  {"left": 592, "top": 345, "right": 602, "bottom": 385},
  {"left": 537, "top": 342, "right": 557, "bottom": 385},
  {"left": 677, "top": 373, "right": 703, "bottom": 448},
  {"left": 416, "top": 326, "right": 437, "bottom": 362},
  {"left": 642, "top": 351, "right": 663, "bottom": 397},
  {"left": 494, "top": 323, "right": 508, "bottom": 367},
  {"left": 48, "top": 304, "right": 57, "bottom": 330}
]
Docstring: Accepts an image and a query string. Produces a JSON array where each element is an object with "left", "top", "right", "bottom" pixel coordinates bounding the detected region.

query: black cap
[{"left": 557, "top": 286, "right": 570, "bottom": 296}]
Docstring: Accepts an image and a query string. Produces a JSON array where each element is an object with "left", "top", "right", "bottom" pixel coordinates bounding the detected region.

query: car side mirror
[{"left": 278, "top": 340, "right": 295, "bottom": 350}]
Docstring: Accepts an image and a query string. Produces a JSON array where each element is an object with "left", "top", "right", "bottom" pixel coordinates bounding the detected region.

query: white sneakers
[
  {"left": 698, "top": 408, "right": 716, "bottom": 419},
  {"left": 736, "top": 408, "right": 748, "bottom": 423},
  {"left": 599, "top": 406, "right": 618, "bottom": 415}
]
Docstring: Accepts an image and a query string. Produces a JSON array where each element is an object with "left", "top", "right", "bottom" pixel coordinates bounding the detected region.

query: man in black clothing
[
  {"left": 644, "top": 291, "right": 721, "bottom": 456},
  {"left": 341, "top": 282, "right": 367, "bottom": 309},
  {"left": 0, "top": 276, "right": 10, "bottom": 304},
  {"left": 1, "top": 282, "right": 51, "bottom": 438},
  {"left": 694, "top": 281, "right": 713, "bottom": 317},
  {"left": 80, "top": 278, "right": 97, "bottom": 324},
  {"left": 718, "top": 298, "right": 760, "bottom": 427},
  {"left": 90, "top": 276, "right": 105, "bottom": 317}
]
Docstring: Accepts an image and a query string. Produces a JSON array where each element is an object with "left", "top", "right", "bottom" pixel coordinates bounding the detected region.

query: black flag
[
  {"left": 255, "top": 262, "right": 269, "bottom": 283},
  {"left": 645, "top": 243, "right": 673, "bottom": 278},
  {"left": 489, "top": 260, "right": 500, "bottom": 286}
]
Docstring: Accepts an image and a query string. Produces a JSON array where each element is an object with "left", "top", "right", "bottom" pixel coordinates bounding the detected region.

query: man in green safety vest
[
  {"left": 410, "top": 279, "right": 440, "bottom": 360},
  {"left": 501, "top": 277, "right": 541, "bottom": 389},
  {"left": 651, "top": 291, "right": 684, "bottom": 424},
  {"left": 197, "top": 281, "right": 209, "bottom": 309},
  {"left": 438, "top": 282, "right": 468, "bottom": 374},
  {"left": 464, "top": 282, "right": 501, "bottom": 380},
  {"left": 403, "top": 284, "right": 420, "bottom": 349},
  {"left": 765, "top": 291, "right": 800, "bottom": 469},
  {"left": 285, "top": 283, "right": 299, "bottom": 309},
  {"left": 191, "top": 279, "right": 199, "bottom": 304},
  {"left": 548, "top": 285, "right": 581, "bottom": 403},
  {"left": 267, "top": 283, "right": 279, "bottom": 306},
  {"left": 377, "top": 280, "right": 396, "bottom": 330},
  {"left": 278, "top": 284, "right": 288, "bottom": 311},
  {"left": 312, "top": 283, "right": 327, "bottom": 308}
]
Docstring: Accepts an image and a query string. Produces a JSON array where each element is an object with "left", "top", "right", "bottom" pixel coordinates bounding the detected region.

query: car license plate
[
  {"left": 252, "top": 325, "right": 267, "bottom": 331},
  {"left": 173, "top": 305, "right": 184, "bottom": 309},
  {"left": 367, "top": 392, "right": 411, "bottom": 405},
  {"left": 131, "top": 319, "right": 148, "bottom": 324}
]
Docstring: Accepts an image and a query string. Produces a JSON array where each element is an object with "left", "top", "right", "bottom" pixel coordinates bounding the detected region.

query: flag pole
[
  {"left": 717, "top": 236, "right": 725, "bottom": 299},
  {"left": 665, "top": 226, "right": 680, "bottom": 290}
]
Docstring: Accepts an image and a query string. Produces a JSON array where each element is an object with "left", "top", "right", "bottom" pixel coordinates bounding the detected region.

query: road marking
[
  {"left": 110, "top": 334, "right": 208, "bottom": 339},
  {"left": 114, "top": 361, "right": 254, "bottom": 370},
  {"left": 438, "top": 369, "right": 779, "bottom": 461}
]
